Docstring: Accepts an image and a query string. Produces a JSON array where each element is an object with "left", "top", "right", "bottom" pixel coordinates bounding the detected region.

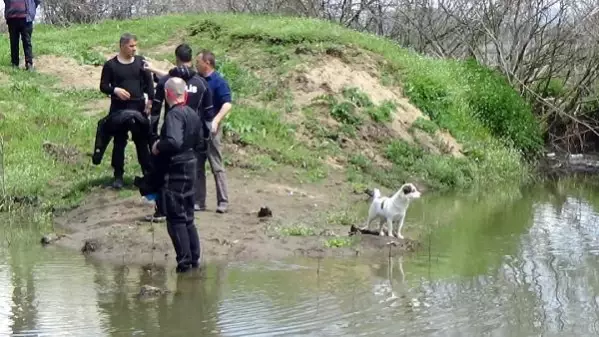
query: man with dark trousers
[
  {"left": 152, "top": 76, "right": 203, "bottom": 273},
  {"left": 99, "top": 32, "right": 155, "bottom": 189},
  {"left": 4, "top": 0, "right": 41, "bottom": 71},
  {"left": 143, "top": 43, "right": 214, "bottom": 221}
]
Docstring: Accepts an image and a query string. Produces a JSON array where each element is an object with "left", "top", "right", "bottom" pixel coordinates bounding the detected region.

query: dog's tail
[{"left": 372, "top": 188, "right": 381, "bottom": 199}]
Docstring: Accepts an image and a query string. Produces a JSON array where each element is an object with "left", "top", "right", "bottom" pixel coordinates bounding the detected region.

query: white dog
[{"left": 360, "top": 183, "right": 421, "bottom": 239}]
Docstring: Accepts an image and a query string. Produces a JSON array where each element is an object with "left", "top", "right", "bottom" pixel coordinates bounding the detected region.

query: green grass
[{"left": 0, "top": 12, "right": 545, "bottom": 229}]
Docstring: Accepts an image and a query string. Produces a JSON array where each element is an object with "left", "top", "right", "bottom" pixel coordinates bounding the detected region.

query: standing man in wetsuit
[
  {"left": 142, "top": 43, "right": 214, "bottom": 221},
  {"left": 152, "top": 77, "right": 202, "bottom": 273},
  {"left": 195, "top": 49, "right": 233, "bottom": 214},
  {"left": 99, "top": 32, "right": 155, "bottom": 189}
]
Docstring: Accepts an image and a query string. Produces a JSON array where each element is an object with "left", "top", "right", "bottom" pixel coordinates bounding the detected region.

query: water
[{"left": 2, "top": 179, "right": 599, "bottom": 336}]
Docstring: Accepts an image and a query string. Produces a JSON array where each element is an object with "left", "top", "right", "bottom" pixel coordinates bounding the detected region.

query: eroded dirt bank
[{"left": 51, "top": 168, "right": 421, "bottom": 268}]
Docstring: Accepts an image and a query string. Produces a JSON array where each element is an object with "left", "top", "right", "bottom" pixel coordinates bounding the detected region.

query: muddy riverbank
[{"left": 51, "top": 169, "right": 421, "bottom": 268}]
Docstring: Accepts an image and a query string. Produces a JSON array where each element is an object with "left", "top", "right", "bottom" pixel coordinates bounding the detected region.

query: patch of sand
[
  {"left": 291, "top": 56, "right": 463, "bottom": 157},
  {"left": 35, "top": 54, "right": 175, "bottom": 93},
  {"left": 36, "top": 55, "right": 102, "bottom": 90}
]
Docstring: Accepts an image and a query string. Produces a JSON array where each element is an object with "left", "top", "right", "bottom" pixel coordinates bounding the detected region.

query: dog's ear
[{"left": 402, "top": 184, "right": 412, "bottom": 194}]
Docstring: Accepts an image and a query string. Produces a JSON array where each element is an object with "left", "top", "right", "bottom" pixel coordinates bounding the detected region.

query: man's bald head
[{"left": 165, "top": 77, "right": 187, "bottom": 106}]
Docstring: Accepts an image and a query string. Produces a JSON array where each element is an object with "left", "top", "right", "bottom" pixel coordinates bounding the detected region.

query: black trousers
[
  {"left": 160, "top": 158, "right": 201, "bottom": 271},
  {"left": 109, "top": 100, "right": 152, "bottom": 178},
  {"left": 7, "top": 18, "right": 33, "bottom": 67}
]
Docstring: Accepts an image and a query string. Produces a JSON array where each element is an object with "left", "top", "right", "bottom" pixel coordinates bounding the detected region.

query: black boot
[{"left": 112, "top": 176, "right": 124, "bottom": 189}]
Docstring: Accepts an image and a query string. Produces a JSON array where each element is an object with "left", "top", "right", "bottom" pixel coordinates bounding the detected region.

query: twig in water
[
  {"left": 151, "top": 218, "right": 156, "bottom": 269},
  {"left": 316, "top": 255, "right": 321, "bottom": 314}
]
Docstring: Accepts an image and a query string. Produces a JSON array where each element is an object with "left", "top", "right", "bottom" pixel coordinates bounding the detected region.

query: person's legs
[
  {"left": 165, "top": 219, "right": 193, "bottom": 272},
  {"left": 131, "top": 127, "right": 152, "bottom": 177},
  {"left": 206, "top": 129, "right": 229, "bottom": 213},
  {"left": 185, "top": 159, "right": 201, "bottom": 267},
  {"left": 194, "top": 149, "right": 208, "bottom": 211},
  {"left": 187, "top": 219, "right": 201, "bottom": 268},
  {"left": 162, "top": 159, "right": 197, "bottom": 272},
  {"left": 111, "top": 132, "right": 127, "bottom": 189},
  {"left": 142, "top": 151, "right": 166, "bottom": 222},
  {"left": 6, "top": 19, "right": 22, "bottom": 68},
  {"left": 21, "top": 21, "right": 33, "bottom": 70}
]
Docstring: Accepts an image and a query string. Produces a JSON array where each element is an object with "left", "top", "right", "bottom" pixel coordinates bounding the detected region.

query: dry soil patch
[
  {"left": 290, "top": 56, "right": 463, "bottom": 157},
  {"left": 36, "top": 55, "right": 102, "bottom": 90},
  {"left": 36, "top": 54, "right": 174, "bottom": 93}
]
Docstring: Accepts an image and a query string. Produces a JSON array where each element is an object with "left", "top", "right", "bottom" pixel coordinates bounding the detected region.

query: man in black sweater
[
  {"left": 99, "top": 32, "right": 155, "bottom": 189},
  {"left": 152, "top": 76, "right": 203, "bottom": 273}
]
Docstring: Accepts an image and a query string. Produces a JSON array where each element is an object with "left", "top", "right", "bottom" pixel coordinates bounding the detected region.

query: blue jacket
[
  {"left": 203, "top": 70, "right": 232, "bottom": 121},
  {"left": 4, "top": 0, "right": 40, "bottom": 22}
]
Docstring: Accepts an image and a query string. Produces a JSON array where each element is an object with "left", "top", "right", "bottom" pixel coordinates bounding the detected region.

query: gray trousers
[{"left": 195, "top": 128, "right": 229, "bottom": 208}]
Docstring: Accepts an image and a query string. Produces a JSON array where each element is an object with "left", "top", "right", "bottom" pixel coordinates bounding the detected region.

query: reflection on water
[{"left": 3, "top": 181, "right": 599, "bottom": 336}]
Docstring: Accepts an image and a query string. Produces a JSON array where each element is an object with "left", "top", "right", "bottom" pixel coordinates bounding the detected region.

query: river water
[{"left": 1, "top": 179, "right": 599, "bottom": 336}]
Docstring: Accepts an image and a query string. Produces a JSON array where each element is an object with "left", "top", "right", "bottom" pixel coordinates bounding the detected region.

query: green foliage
[
  {"left": 313, "top": 87, "right": 396, "bottom": 130},
  {"left": 459, "top": 60, "right": 543, "bottom": 156},
  {"left": 222, "top": 106, "right": 327, "bottom": 180},
  {"left": 277, "top": 224, "right": 316, "bottom": 236},
  {"left": 323, "top": 236, "right": 356, "bottom": 248},
  {"left": 342, "top": 87, "right": 373, "bottom": 107},
  {"left": 411, "top": 117, "right": 439, "bottom": 134},
  {"left": 79, "top": 50, "right": 106, "bottom": 66},
  {"left": 346, "top": 138, "right": 531, "bottom": 192},
  {"left": 366, "top": 100, "right": 395, "bottom": 123}
]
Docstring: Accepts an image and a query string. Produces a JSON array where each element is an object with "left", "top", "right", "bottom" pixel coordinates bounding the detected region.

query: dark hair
[
  {"left": 175, "top": 44, "right": 193, "bottom": 63},
  {"left": 197, "top": 49, "right": 216, "bottom": 68},
  {"left": 119, "top": 32, "right": 137, "bottom": 46}
]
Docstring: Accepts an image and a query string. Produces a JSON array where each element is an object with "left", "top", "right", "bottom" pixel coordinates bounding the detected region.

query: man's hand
[
  {"left": 152, "top": 141, "right": 160, "bottom": 155},
  {"left": 142, "top": 60, "right": 153, "bottom": 72},
  {"left": 114, "top": 87, "right": 131, "bottom": 100},
  {"left": 144, "top": 101, "right": 152, "bottom": 116},
  {"left": 142, "top": 60, "right": 168, "bottom": 77},
  {"left": 210, "top": 120, "right": 219, "bottom": 134}
]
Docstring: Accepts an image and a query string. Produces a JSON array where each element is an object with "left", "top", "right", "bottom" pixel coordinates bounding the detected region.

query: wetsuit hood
[{"left": 168, "top": 65, "right": 198, "bottom": 81}]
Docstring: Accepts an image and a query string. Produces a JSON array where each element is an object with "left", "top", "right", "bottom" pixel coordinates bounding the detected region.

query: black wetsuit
[
  {"left": 149, "top": 65, "right": 213, "bottom": 216},
  {"left": 99, "top": 55, "right": 155, "bottom": 178},
  {"left": 155, "top": 102, "right": 203, "bottom": 272},
  {"left": 92, "top": 109, "right": 151, "bottom": 167}
]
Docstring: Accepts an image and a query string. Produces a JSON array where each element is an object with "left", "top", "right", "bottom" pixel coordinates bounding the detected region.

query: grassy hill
[{"left": 0, "top": 13, "right": 543, "bottom": 217}]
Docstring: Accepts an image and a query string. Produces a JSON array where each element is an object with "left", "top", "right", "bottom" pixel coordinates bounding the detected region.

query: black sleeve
[
  {"left": 99, "top": 60, "right": 114, "bottom": 96},
  {"left": 156, "top": 108, "right": 185, "bottom": 154},
  {"left": 200, "top": 83, "right": 214, "bottom": 122},
  {"left": 151, "top": 77, "right": 166, "bottom": 118}
]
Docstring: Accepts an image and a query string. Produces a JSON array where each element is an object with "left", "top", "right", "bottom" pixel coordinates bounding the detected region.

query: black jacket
[
  {"left": 150, "top": 65, "right": 213, "bottom": 140},
  {"left": 92, "top": 109, "right": 151, "bottom": 165},
  {"left": 156, "top": 102, "right": 203, "bottom": 163},
  {"left": 133, "top": 103, "right": 202, "bottom": 196}
]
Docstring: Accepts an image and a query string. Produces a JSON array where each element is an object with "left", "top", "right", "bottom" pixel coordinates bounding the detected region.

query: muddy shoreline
[
  {"left": 49, "top": 169, "right": 422, "bottom": 268},
  {"left": 537, "top": 150, "right": 599, "bottom": 179}
]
